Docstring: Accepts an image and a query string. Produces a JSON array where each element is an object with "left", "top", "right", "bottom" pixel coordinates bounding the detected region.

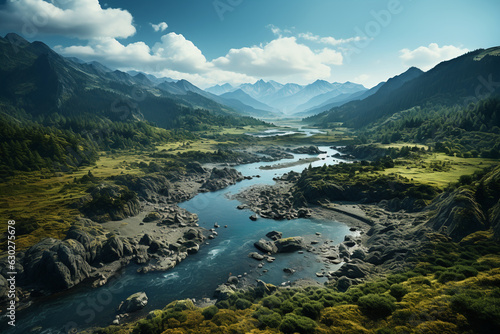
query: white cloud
[
  {"left": 267, "top": 24, "right": 292, "bottom": 37},
  {"left": 152, "top": 33, "right": 210, "bottom": 73},
  {"left": 0, "top": 0, "right": 135, "bottom": 39},
  {"left": 57, "top": 32, "right": 210, "bottom": 74},
  {"left": 57, "top": 34, "right": 344, "bottom": 87},
  {"left": 299, "top": 32, "right": 366, "bottom": 46},
  {"left": 151, "top": 22, "right": 168, "bottom": 32},
  {"left": 212, "top": 37, "right": 342, "bottom": 80},
  {"left": 399, "top": 43, "right": 469, "bottom": 71}
]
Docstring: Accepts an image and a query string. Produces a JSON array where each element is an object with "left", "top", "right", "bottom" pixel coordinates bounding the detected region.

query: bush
[
  {"left": 234, "top": 298, "right": 252, "bottom": 310},
  {"left": 279, "top": 300, "right": 295, "bottom": 314},
  {"left": 262, "top": 295, "right": 281, "bottom": 309},
  {"left": 259, "top": 312, "right": 282, "bottom": 328},
  {"left": 202, "top": 305, "right": 218, "bottom": 320},
  {"left": 279, "top": 314, "right": 317, "bottom": 334},
  {"left": 453, "top": 265, "right": 478, "bottom": 278},
  {"left": 451, "top": 291, "right": 500, "bottom": 332},
  {"left": 357, "top": 294, "right": 397, "bottom": 319},
  {"left": 438, "top": 271, "right": 466, "bottom": 284},
  {"left": 389, "top": 284, "right": 408, "bottom": 302},
  {"left": 301, "top": 301, "right": 323, "bottom": 319}
]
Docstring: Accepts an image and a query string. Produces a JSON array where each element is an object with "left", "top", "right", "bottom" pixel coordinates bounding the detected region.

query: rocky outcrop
[
  {"left": 9, "top": 210, "right": 205, "bottom": 293},
  {"left": 235, "top": 181, "right": 311, "bottom": 221},
  {"left": 157, "top": 206, "right": 199, "bottom": 227},
  {"left": 428, "top": 188, "right": 487, "bottom": 241},
  {"left": 214, "top": 283, "right": 236, "bottom": 300},
  {"left": 266, "top": 231, "right": 282, "bottom": 241},
  {"left": 275, "top": 237, "right": 305, "bottom": 253},
  {"left": 118, "top": 292, "right": 148, "bottom": 313},
  {"left": 287, "top": 146, "right": 326, "bottom": 155},
  {"left": 257, "top": 147, "right": 294, "bottom": 160},
  {"left": 78, "top": 184, "right": 140, "bottom": 223},
  {"left": 22, "top": 238, "right": 92, "bottom": 290},
  {"left": 253, "top": 235, "right": 305, "bottom": 254},
  {"left": 201, "top": 168, "right": 244, "bottom": 192}
]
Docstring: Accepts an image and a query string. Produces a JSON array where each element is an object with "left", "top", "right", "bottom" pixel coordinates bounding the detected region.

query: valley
[{"left": 0, "top": 32, "right": 499, "bottom": 334}]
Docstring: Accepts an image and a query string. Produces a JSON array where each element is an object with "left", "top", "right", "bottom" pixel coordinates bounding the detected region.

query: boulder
[
  {"left": 118, "top": 292, "right": 148, "bottom": 313},
  {"left": 333, "top": 259, "right": 372, "bottom": 279},
  {"left": 227, "top": 276, "right": 239, "bottom": 285},
  {"left": 248, "top": 252, "right": 265, "bottom": 260},
  {"left": 214, "top": 284, "right": 235, "bottom": 300},
  {"left": 139, "top": 234, "right": 154, "bottom": 246},
  {"left": 275, "top": 237, "right": 305, "bottom": 253},
  {"left": 254, "top": 239, "right": 278, "bottom": 253},
  {"left": 100, "top": 236, "right": 124, "bottom": 263},
  {"left": 351, "top": 249, "right": 367, "bottom": 261},
  {"left": 23, "top": 238, "right": 91, "bottom": 291},
  {"left": 336, "top": 276, "right": 352, "bottom": 292},
  {"left": 265, "top": 231, "right": 283, "bottom": 241},
  {"left": 143, "top": 212, "right": 161, "bottom": 223},
  {"left": 184, "top": 228, "right": 202, "bottom": 240}
]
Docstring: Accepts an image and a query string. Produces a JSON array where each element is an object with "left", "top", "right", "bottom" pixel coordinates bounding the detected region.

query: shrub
[
  {"left": 389, "top": 284, "right": 408, "bottom": 301},
  {"left": 259, "top": 312, "right": 282, "bottom": 328},
  {"left": 357, "top": 294, "right": 397, "bottom": 319},
  {"left": 437, "top": 271, "right": 466, "bottom": 284},
  {"left": 453, "top": 265, "right": 478, "bottom": 278},
  {"left": 279, "top": 313, "right": 317, "bottom": 334},
  {"left": 301, "top": 301, "right": 323, "bottom": 319},
  {"left": 451, "top": 291, "right": 500, "bottom": 332},
  {"left": 279, "top": 300, "right": 295, "bottom": 314},
  {"left": 234, "top": 298, "right": 252, "bottom": 310},
  {"left": 202, "top": 305, "right": 218, "bottom": 320},
  {"left": 262, "top": 295, "right": 282, "bottom": 309}
]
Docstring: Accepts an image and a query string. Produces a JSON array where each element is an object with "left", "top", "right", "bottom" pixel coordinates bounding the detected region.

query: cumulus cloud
[
  {"left": 212, "top": 37, "right": 342, "bottom": 80},
  {"left": 151, "top": 22, "right": 168, "bottom": 32},
  {"left": 57, "top": 32, "right": 210, "bottom": 74},
  {"left": 0, "top": 0, "right": 135, "bottom": 39},
  {"left": 57, "top": 34, "right": 344, "bottom": 87},
  {"left": 298, "top": 32, "right": 366, "bottom": 46},
  {"left": 399, "top": 43, "right": 469, "bottom": 71},
  {"left": 152, "top": 33, "right": 209, "bottom": 73}
]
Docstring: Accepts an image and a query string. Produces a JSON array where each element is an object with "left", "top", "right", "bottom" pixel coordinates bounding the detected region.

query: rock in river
[
  {"left": 254, "top": 238, "right": 278, "bottom": 253},
  {"left": 118, "top": 292, "right": 148, "bottom": 313},
  {"left": 275, "top": 237, "right": 305, "bottom": 253}
]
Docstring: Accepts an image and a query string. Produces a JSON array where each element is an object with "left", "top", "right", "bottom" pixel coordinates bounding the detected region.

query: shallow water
[{"left": 2, "top": 146, "right": 352, "bottom": 334}]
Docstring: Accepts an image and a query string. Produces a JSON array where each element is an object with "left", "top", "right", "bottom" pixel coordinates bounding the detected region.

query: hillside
[
  {"left": 0, "top": 33, "right": 267, "bottom": 175},
  {"left": 305, "top": 48, "right": 500, "bottom": 128}
]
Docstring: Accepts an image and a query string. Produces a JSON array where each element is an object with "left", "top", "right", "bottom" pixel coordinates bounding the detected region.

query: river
[{"left": 2, "top": 145, "right": 353, "bottom": 334}]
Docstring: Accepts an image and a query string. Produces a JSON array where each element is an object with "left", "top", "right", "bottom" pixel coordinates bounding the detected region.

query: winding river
[{"left": 2, "top": 144, "right": 353, "bottom": 334}]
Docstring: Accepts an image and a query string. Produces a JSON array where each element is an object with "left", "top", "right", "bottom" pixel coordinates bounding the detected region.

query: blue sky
[{"left": 0, "top": 0, "right": 499, "bottom": 88}]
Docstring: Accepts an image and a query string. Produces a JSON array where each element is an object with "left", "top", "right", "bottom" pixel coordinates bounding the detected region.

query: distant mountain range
[
  {"left": 304, "top": 47, "right": 500, "bottom": 128},
  {"left": 207, "top": 79, "right": 367, "bottom": 115}
]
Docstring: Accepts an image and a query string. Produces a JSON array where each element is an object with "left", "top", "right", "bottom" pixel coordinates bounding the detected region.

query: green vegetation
[
  {"left": 292, "top": 156, "right": 441, "bottom": 209},
  {"left": 359, "top": 98, "right": 500, "bottom": 159},
  {"left": 90, "top": 231, "right": 500, "bottom": 334}
]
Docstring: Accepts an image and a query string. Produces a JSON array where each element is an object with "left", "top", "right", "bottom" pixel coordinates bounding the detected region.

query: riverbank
[{"left": 233, "top": 174, "right": 433, "bottom": 287}]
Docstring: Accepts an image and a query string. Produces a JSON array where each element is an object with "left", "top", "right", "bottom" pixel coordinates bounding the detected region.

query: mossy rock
[{"left": 143, "top": 211, "right": 162, "bottom": 222}]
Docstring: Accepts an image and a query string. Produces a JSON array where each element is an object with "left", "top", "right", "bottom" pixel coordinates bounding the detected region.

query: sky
[{"left": 0, "top": 0, "right": 499, "bottom": 89}]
